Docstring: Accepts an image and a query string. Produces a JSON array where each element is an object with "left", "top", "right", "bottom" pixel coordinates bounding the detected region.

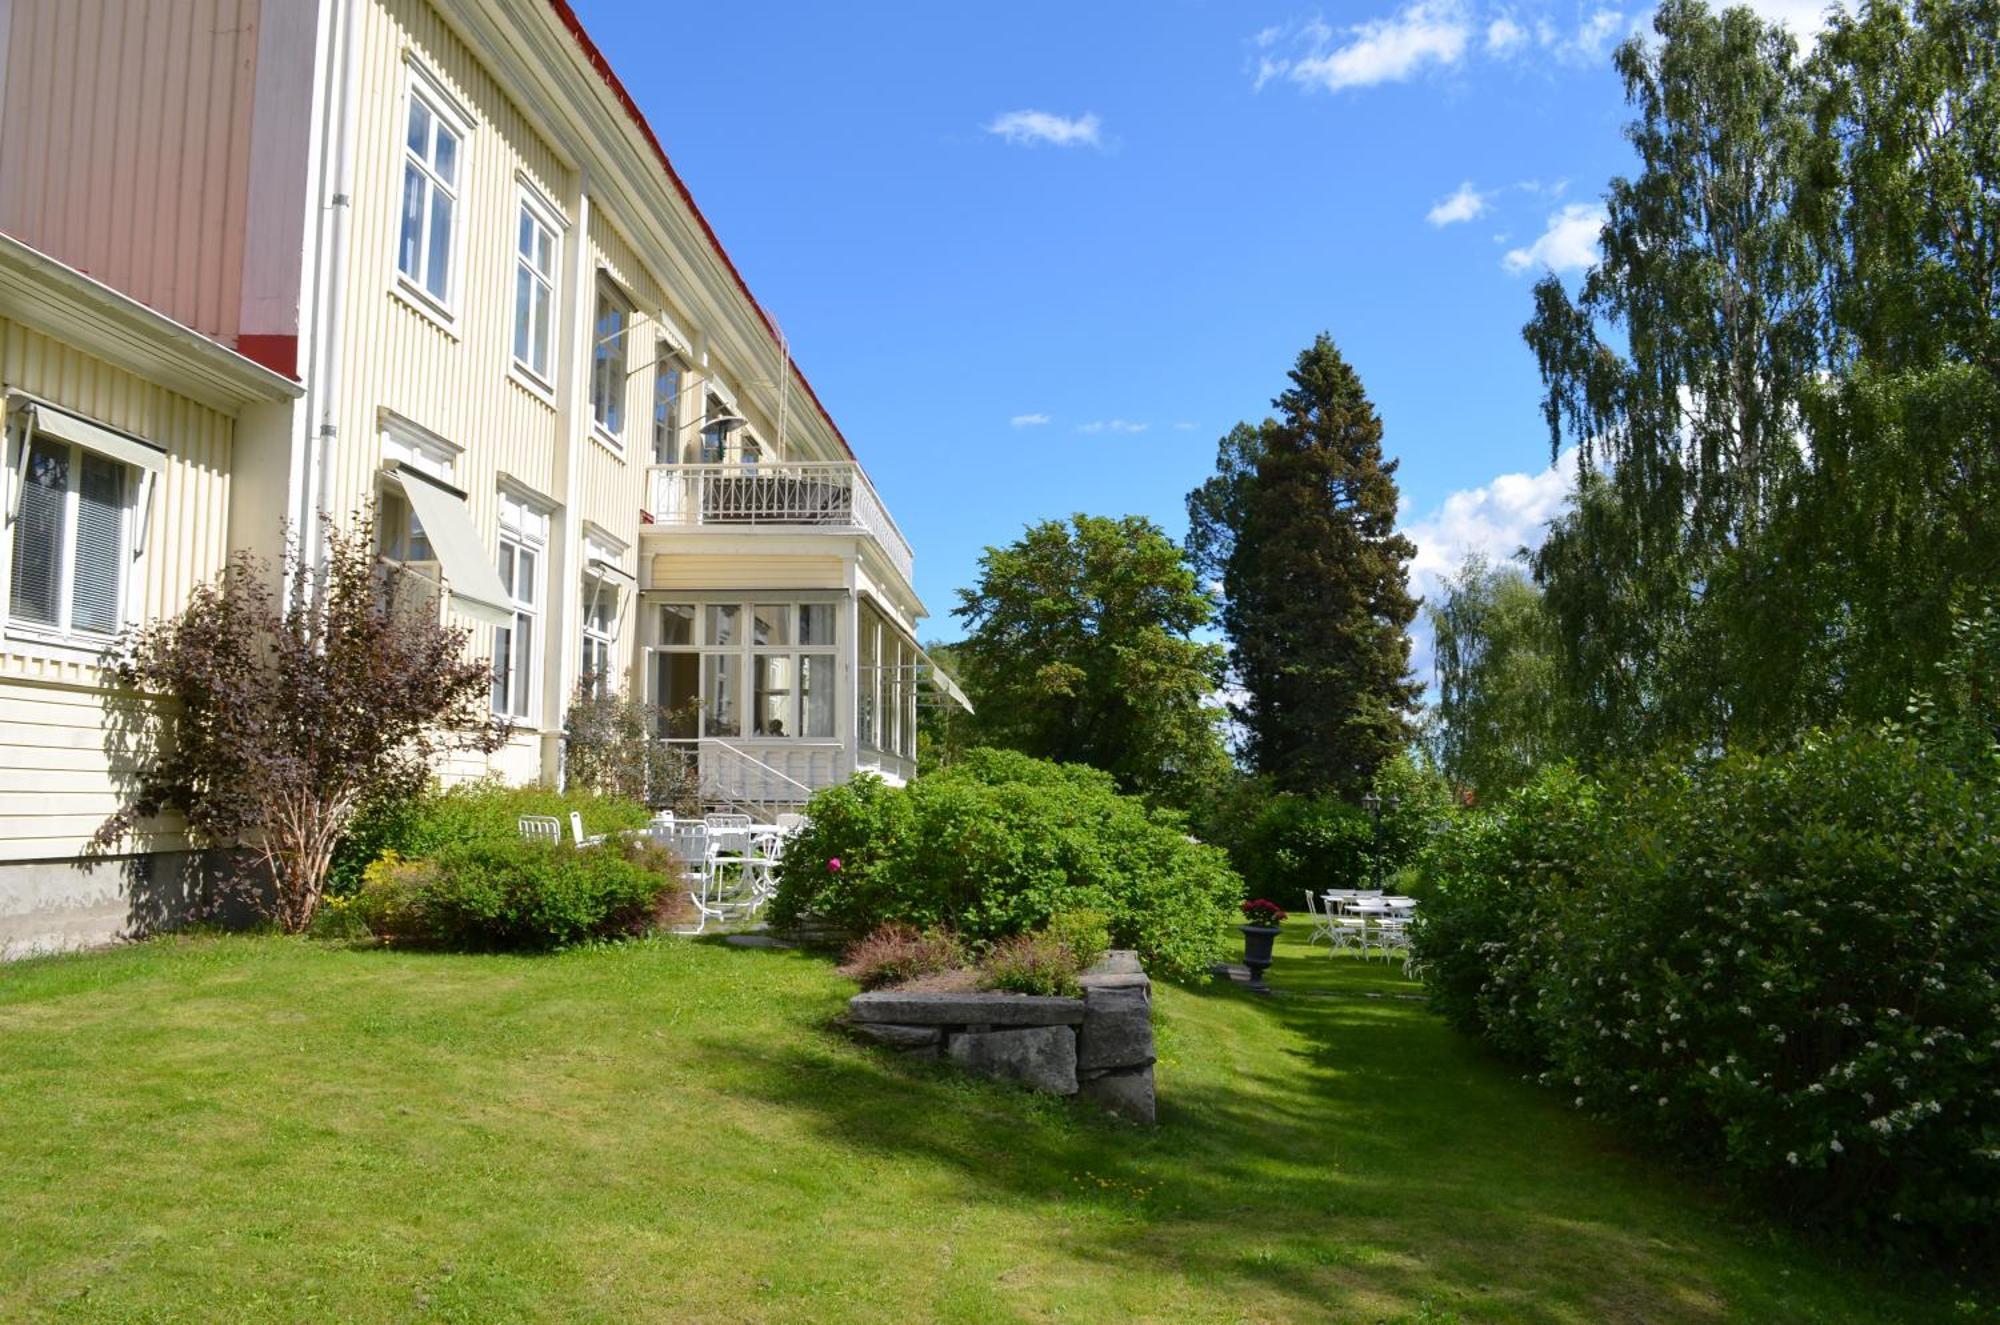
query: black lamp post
[{"left": 1363, "top": 792, "right": 1399, "bottom": 891}]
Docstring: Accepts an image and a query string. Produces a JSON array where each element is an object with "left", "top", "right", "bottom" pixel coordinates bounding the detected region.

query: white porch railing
[
  {"left": 696, "top": 738, "right": 833, "bottom": 810},
  {"left": 644, "top": 460, "right": 915, "bottom": 585}
]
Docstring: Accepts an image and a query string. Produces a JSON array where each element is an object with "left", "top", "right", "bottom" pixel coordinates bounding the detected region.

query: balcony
[{"left": 644, "top": 460, "right": 914, "bottom": 585}]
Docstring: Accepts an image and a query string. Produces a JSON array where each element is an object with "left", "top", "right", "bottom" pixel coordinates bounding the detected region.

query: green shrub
[
  {"left": 838, "top": 923, "right": 967, "bottom": 991},
  {"left": 979, "top": 930, "right": 1084, "bottom": 997},
  {"left": 331, "top": 781, "right": 653, "bottom": 896},
  {"left": 1047, "top": 908, "right": 1111, "bottom": 972},
  {"left": 769, "top": 748, "right": 1240, "bottom": 981},
  {"left": 353, "top": 835, "right": 685, "bottom": 950},
  {"left": 1201, "top": 755, "right": 1453, "bottom": 913},
  {"left": 1414, "top": 731, "right": 2000, "bottom": 1248}
]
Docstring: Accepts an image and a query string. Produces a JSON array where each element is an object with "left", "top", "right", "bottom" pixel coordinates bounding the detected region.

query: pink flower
[{"left": 827, "top": 857, "right": 842, "bottom": 872}]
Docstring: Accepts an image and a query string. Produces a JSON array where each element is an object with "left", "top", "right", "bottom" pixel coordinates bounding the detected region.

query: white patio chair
[
  {"left": 568, "top": 811, "right": 605, "bottom": 848},
  {"left": 518, "top": 815, "right": 561, "bottom": 844},
  {"left": 773, "top": 812, "right": 807, "bottom": 835},
  {"left": 1302, "top": 890, "right": 1336, "bottom": 946}
]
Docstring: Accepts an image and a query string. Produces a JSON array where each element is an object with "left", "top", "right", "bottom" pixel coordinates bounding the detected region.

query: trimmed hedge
[
  {"left": 768, "top": 748, "right": 1241, "bottom": 982},
  {"left": 331, "top": 781, "right": 653, "bottom": 895},
  {"left": 1413, "top": 732, "right": 2000, "bottom": 1247},
  {"left": 354, "top": 836, "right": 684, "bottom": 950}
]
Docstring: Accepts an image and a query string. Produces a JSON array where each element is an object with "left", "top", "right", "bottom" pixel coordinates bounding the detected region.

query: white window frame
[
  {"left": 579, "top": 532, "right": 627, "bottom": 699},
  {"left": 394, "top": 62, "right": 473, "bottom": 321},
  {"left": 510, "top": 184, "right": 564, "bottom": 391},
  {"left": 590, "top": 278, "right": 632, "bottom": 449},
  {"left": 2, "top": 401, "right": 159, "bottom": 657},
  {"left": 375, "top": 417, "right": 459, "bottom": 569},
  {"left": 491, "top": 489, "right": 550, "bottom": 724},
  {"left": 647, "top": 596, "right": 840, "bottom": 744},
  {"left": 651, "top": 340, "right": 687, "bottom": 465}
]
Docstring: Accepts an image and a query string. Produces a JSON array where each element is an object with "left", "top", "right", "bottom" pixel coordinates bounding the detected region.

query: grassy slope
[{"left": 0, "top": 923, "right": 1979, "bottom": 1324}]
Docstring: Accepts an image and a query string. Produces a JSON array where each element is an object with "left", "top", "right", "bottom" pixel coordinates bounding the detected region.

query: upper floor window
[
  {"left": 651, "top": 344, "right": 684, "bottom": 464},
  {"left": 397, "top": 83, "right": 464, "bottom": 307},
  {"left": 5, "top": 403, "right": 161, "bottom": 649},
  {"left": 512, "top": 194, "right": 561, "bottom": 384},
  {"left": 591, "top": 282, "right": 630, "bottom": 443}
]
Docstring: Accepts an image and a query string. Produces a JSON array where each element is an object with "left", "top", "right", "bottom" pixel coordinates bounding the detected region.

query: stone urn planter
[
  {"left": 1237, "top": 899, "right": 1287, "bottom": 993},
  {"left": 1238, "top": 925, "right": 1280, "bottom": 992}
]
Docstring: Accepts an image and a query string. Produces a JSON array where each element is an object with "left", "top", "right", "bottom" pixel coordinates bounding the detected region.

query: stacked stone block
[{"left": 846, "top": 950, "right": 1157, "bottom": 1123}]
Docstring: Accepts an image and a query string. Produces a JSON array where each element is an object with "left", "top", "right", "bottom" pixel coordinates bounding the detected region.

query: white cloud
[
  {"left": 1010, "top": 413, "right": 1051, "bottom": 428},
  {"left": 1736, "top": 0, "right": 1842, "bottom": 37},
  {"left": 1172, "top": 421, "right": 1199, "bottom": 431},
  {"left": 1503, "top": 203, "right": 1605, "bottom": 274},
  {"left": 1427, "top": 181, "right": 1490, "bottom": 227},
  {"left": 1077, "top": 419, "right": 1150, "bottom": 435},
  {"left": 1400, "top": 447, "right": 1580, "bottom": 686},
  {"left": 1485, "top": 15, "right": 1527, "bottom": 54},
  {"left": 986, "top": 110, "right": 1103, "bottom": 149},
  {"left": 1258, "top": 3, "right": 1470, "bottom": 93}
]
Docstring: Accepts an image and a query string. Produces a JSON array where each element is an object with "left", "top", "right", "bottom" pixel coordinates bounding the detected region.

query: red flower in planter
[{"left": 1241, "top": 898, "right": 1288, "bottom": 926}]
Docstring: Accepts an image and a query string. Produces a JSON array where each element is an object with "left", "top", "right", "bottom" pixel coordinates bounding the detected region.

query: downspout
[
  {"left": 300, "top": 0, "right": 360, "bottom": 579},
  {"left": 548, "top": 181, "right": 594, "bottom": 789}
]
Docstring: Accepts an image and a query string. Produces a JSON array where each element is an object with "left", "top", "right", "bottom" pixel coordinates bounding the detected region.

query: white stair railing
[{"left": 699, "top": 739, "right": 818, "bottom": 809}]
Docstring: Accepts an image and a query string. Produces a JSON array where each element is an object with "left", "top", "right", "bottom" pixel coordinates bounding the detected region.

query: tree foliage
[
  {"left": 1519, "top": 0, "right": 2000, "bottom": 761},
  {"left": 1427, "top": 555, "right": 1564, "bottom": 801},
  {"left": 1187, "top": 334, "right": 1420, "bottom": 796},
  {"left": 95, "top": 519, "right": 504, "bottom": 932},
  {"left": 951, "top": 514, "right": 1229, "bottom": 808}
]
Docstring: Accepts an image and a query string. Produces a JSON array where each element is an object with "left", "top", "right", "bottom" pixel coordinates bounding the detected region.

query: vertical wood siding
[{"left": 0, "top": 0, "right": 260, "bottom": 343}]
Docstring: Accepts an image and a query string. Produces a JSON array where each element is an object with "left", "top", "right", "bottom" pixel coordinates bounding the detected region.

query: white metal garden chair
[
  {"left": 569, "top": 811, "right": 605, "bottom": 848},
  {"left": 518, "top": 815, "right": 561, "bottom": 844},
  {"left": 1302, "top": 890, "right": 1336, "bottom": 946}
]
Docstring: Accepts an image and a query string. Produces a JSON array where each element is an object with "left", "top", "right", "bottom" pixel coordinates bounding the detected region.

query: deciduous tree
[
  {"left": 952, "top": 514, "right": 1229, "bottom": 808},
  {"left": 95, "top": 519, "right": 505, "bottom": 932}
]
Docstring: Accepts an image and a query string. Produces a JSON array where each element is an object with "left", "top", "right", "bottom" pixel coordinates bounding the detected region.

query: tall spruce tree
[{"left": 1187, "top": 334, "right": 1420, "bottom": 796}]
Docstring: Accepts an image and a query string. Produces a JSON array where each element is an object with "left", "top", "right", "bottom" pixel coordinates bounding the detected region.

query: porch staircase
[{"left": 697, "top": 739, "right": 819, "bottom": 820}]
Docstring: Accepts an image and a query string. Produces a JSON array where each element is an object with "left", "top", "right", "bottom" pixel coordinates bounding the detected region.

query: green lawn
[{"left": 0, "top": 922, "right": 1982, "bottom": 1323}]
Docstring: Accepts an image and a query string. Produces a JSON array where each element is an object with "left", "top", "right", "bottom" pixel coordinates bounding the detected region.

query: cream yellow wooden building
[{"left": 0, "top": 0, "right": 962, "bottom": 954}]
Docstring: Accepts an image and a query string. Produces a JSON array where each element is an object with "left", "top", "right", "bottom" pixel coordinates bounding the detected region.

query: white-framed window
[
  {"left": 491, "top": 490, "right": 550, "bottom": 722},
  {"left": 375, "top": 419, "right": 458, "bottom": 566},
  {"left": 857, "top": 601, "right": 917, "bottom": 761},
  {"left": 512, "top": 191, "right": 561, "bottom": 384},
  {"left": 8, "top": 438, "right": 133, "bottom": 641},
  {"left": 648, "top": 598, "right": 838, "bottom": 743},
  {"left": 590, "top": 281, "right": 631, "bottom": 444},
  {"left": 581, "top": 580, "right": 617, "bottom": 696},
  {"left": 651, "top": 342, "right": 685, "bottom": 464},
  {"left": 396, "top": 72, "right": 467, "bottom": 310},
  {"left": 579, "top": 534, "right": 627, "bottom": 698}
]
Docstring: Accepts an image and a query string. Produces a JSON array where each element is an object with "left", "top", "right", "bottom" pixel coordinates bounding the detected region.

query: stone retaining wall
[{"left": 846, "top": 950, "right": 1156, "bottom": 1123}]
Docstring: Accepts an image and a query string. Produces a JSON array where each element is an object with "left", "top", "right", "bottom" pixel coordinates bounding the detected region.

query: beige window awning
[
  {"left": 913, "top": 642, "right": 974, "bottom": 714},
  {"left": 384, "top": 465, "right": 513, "bottom": 628}
]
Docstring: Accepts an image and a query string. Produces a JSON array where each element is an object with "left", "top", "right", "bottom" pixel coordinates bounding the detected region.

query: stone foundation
[{"left": 847, "top": 950, "right": 1156, "bottom": 1123}]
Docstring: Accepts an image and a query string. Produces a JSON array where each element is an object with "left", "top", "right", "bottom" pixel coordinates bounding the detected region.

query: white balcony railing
[{"left": 645, "top": 460, "right": 914, "bottom": 585}]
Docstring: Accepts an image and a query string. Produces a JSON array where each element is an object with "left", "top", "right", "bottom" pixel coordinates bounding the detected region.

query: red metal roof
[{"left": 543, "top": 0, "right": 856, "bottom": 462}]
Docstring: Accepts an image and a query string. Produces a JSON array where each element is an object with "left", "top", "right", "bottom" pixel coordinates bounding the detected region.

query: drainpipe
[{"left": 298, "top": 0, "right": 359, "bottom": 581}]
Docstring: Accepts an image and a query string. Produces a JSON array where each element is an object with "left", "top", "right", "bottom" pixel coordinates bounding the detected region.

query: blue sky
[{"left": 569, "top": 0, "right": 1816, "bottom": 656}]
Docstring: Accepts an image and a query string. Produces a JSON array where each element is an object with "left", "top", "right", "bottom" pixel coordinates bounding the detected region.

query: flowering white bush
[{"left": 1414, "top": 731, "right": 2000, "bottom": 1249}]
